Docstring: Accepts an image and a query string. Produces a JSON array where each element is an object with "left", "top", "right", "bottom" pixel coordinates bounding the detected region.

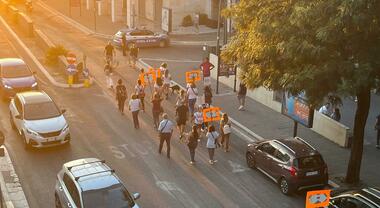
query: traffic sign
[
  {"left": 305, "top": 189, "right": 331, "bottom": 208},
  {"left": 203, "top": 107, "right": 221, "bottom": 122},
  {"left": 186, "top": 70, "right": 201, "bottom": 83}
]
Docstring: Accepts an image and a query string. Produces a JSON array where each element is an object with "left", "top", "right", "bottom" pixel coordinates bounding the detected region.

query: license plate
[
  {"left": 47, "top": 137, "right": 56, "bottom": 142},
  {"left": 306, "top": 171, "right": 318, "bottom": 176}
]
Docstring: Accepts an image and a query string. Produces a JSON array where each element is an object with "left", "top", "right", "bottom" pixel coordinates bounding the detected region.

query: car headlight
[
  {"left": 31, "top": 82, "right": 38, "bottom": 88},
  {"left": 26, "top": 128, "right": 40, "bottom": 137},
  {"left": 62, "top": 124, "right": 69, "bottom": 132},
  {"left": 4, "top": 84, "right": 12, "bottom": 89}
]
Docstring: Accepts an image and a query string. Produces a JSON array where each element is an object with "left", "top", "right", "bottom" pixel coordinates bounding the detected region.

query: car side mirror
[
  {"left": 132, "top": 192, "right": 140, "bottom": 200},
  {"left": 61, "top": 109, "right": 66, "bottom": 114},
  {"left": 0, "top": 131, "right": 4, "bottom": 146},
  {"left": 15, "top": 115, "right": 21, "bottom": 120}
]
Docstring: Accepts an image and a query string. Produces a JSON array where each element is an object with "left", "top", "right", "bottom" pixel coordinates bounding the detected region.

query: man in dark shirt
[
  {"left": 104, "top": 41, "right": 115, "bottom": 63},
  {"left": 238, "top": 82, "right": 247, "bottom": 111},
  {"left": 176, "top": 103, "right": 188, "bottom": 141},
  {"left": 129, "top": 43, "right": 139, "bottom": 68}
]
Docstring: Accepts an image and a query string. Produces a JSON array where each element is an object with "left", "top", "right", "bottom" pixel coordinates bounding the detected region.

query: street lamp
[{"left": 215, "top": 0, "right": 223, "bottom": 94}]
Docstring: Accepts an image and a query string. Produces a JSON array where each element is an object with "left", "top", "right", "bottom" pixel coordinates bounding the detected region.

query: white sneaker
[
  {"left": 213, "top": 160, "right": 218, "bottom": 163},
  {"left": 209, "top": 160, "right": 214, "bottom": 165},
  {"left": 238, "top": 105, "right": 244, "bottom": 111}
]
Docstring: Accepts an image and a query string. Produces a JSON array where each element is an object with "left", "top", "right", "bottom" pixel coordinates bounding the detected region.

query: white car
[{"left": 9, "top": 91, "right": 70, "bottom": 149}]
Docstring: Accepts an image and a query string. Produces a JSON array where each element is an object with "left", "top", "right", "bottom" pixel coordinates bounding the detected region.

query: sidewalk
[{"left": 37, "top": 0, "right": 220, "bottom": 45}]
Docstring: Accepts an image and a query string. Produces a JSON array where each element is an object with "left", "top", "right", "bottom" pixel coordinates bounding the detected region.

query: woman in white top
[
  {"left": 206, "top": 125, "right": 220, "bottom": 165},
  {"left": 129, "top": 94, "right": 141, "bottom": 129},
  {"left": 193, "top": 105, "right": 204, "bottom": 136},
  {"left": 187, "top": 82, "right": 198, "bottom": 116},
  {"left": 135, "top": 79, "right": 145, "bottom": 111},
  {"left": 220, "top": 113, "right": 232, "bottom": 152},
  {"left": 162, "top": 69, "right": 171, "bottom": 100}
]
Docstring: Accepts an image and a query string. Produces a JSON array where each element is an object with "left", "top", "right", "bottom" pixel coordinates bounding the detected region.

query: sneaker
[
  {"left": 238, "top": 105, "right": 243, "bottom": 111},
  {"left": 213, "top": 160, "right": 218, "bottom": 163},
  {"left": 209, "top": 160, "right": 214, "bottom": 165},
  {"left": 190, "top": 161, "right": 195, "bottom": 165}
]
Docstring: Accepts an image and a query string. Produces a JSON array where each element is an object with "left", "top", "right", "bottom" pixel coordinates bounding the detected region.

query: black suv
[
  {"left": 246, "top": 137, "right": 328, "bottom": 195},
  {"left": 329, "top": 187, "right": 380, "bottom": 208}
]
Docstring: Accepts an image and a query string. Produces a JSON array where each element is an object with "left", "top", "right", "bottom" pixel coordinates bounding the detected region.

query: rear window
[
  {"left": 295, "top": 155, "right": 324, "bottom": 169},
  {"left": 1, "top": 64, "right": 31, "bottom": 78}
]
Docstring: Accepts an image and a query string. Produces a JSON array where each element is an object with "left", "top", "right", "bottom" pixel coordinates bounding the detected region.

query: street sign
[
  {"left": 203, "top": 107, "right": 221, "bottom": 122},
  {"left": 186, "top": 70, "right": 201, "bottom": 83},
  {"left": 162, "top": 7, "right": 172, "bottom": 33},
  {"left": 305, "top": 190, "right": 331, "bottom": 208}
]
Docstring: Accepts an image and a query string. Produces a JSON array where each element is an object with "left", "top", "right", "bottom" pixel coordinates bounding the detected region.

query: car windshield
[
  {"left": 24, "top": 102, "right": 61, "bottom": 120},
  {"left": 1, "top": 64, "right": 31, "bottom": 78},
  {"left": 82, "top": 184, "right": 135, "bottom": 208},
  {"left": 296, "top": 155, "right": 324, "bottom": 169}
]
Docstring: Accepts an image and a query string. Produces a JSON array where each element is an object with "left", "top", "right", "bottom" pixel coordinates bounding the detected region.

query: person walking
[
  {"left": 194, "top": 105, "right": 204, "bottom": 135},
  {"left": 129, "top": 94, "right": 141, "bottom": 129},
  {"left": 200, "top": 57, "right": 214, "bottom": 86},
  {"left": 238, "top": 82, "right": 247, "bottom": 111},
  {"left": 187, "top": 82, "right": 198, "bottom": 116},
  {"left": 176, "top": 89, "right": 187, "bottom": 107},
  {"left": 129, "top": 43, "right": 139, "bottom": 69},
  {"left": 116, "top": 79, "right": 127, "bottom": 115},
  {"left": 158, "top": 113, "right": 174, "bottom": 158},
  {"left": 220, "top": 113, "right": 232, "bottom": 152},
  {"left": 331, "top": 108, "right": 341, "bottom": 122},
  {"left": 204, "top": 86, "right": 213, "bottom": 106},
  {"left": 162, "top": 69, "right": 171, "bottom": 100},
  {"left": 154, "top": 77, "right": 163, "bottom": 97},
  {"left": 176, "top": 101, "right": 188, "bottom": 141},
  {"left": 160, "top": 62, "right": 168, "bottom": 75},
  {"left": 104, "top": 41, "right": 115, "bottom": 63},
  {"left": 151, "top": 92, "right": 163, "bottom": 129},
  {"left": 121, "top": 33, "right": 128, "bottom": 57},
  {"left": 187, "top": 125, "right": 199, "bottom": 164},
  {"left": 206, "top": 125, "right": 220, "bottom": 165},
  {"left": 135, "top": 79, "right": 146, "bottom": 112},
  {"left": 104, "top": 60, "right": 117, "bottom": 89},
  {"left": 375, "top": 113, "right": 380, "bottom": 149}
]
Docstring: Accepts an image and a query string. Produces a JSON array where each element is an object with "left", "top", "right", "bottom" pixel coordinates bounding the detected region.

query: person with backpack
[
  {"left": 206, "top": 125, "right": 221, "bottom": 165},
  {"left": 375, "top": 113, "right": 380, "bottom": 149},
  {"left": 151, "top": 92, "right": 163, "bottom": 129},
  {"left": 220, "top": 113, "right": 232, "bottom": 152},
  {"left": 135, "top": 79, "right": 146, "bottom": 112},
  {"left": 116, "top": 79, "right": 127, "bottom": 115},
  {"left": 162, "top": 69, "right": 171, "bottom": 100},
  {"left": 204, "top": 86, "right": 213, "bottom": 106},
  {"left": 187, "top": 82, "right": 198, "bottom": 116},
  {"left": 187, "top": 125, "right": 199, "bottom": 165},
  {"left": 104, "top": 41, "right": 115, "bottom": 63},
  {"left": 158, "top": 113, "right": 174, "bottom": 159},
  {"left": 129, "top": 94, "right": 141, "bottom": 129}
]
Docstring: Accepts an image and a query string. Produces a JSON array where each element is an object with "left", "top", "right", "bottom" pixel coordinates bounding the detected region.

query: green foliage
[
  {"left": 222, "top": 0, "right": 380, "bottom": 106},
  {"left": 45, "top": 45, "right": 67, "bottom": 66}
]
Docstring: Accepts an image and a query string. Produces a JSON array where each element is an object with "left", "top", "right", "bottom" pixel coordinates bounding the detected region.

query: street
[{"left": 0, "top": 5, "right": 306, "bottom": 208}]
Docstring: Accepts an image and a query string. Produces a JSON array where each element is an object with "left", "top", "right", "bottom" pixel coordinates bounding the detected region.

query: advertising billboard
[{"left": 281, "top": 91, "right": 314, "bottom": 128}]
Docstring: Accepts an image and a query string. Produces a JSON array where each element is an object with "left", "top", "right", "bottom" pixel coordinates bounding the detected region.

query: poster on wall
[
  {"left": 281, "top": 91, "right": 314, "bottom": 128},
  {"left": 162, "top": 7, "right": 172, "bottom": 33}
]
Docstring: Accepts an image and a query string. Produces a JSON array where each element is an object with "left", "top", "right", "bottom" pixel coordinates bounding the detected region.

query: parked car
[
  {"left": 55, "top": 158, "right": 140, "bottom": 208},
  {"left": 329, "top": 187, "right": 380, "bottom": 208},
  {"left": 112, "top": 28, "right": 169, "bottom": 48},
  {"left": 9, "top": 91, "right": 70, "bottom": 149},
  {"left": 0, "top": 58, "right": 38, "bottom": 100},
  {"left": 246, "top": 137, "right": 328, "bottom": 195}
]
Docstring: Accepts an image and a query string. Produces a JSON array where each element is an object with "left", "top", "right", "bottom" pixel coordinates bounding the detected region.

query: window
[
  {"left": 295, "top": 155, "right": 324, "bottom": 169},
  {"left": 273, "top": 149, "right": 290, "bottom": 162},
  {"left": 141, "top": 30, "right": 154, "bottom": 36},
  {"left": 258, "top": 143, "right": 276, "bottom": 156},
  {"left": 331, "top": 197, "right": 371, "bottom": 208},
  {"left": 130, "top": 31, "right": 143, "bottom": 36},
  {"left": 82, "top": 184, "right": 135, "bottom": 208},
  {"left": 1, "top": 64, "right": 31, "bottom": 78},
  {"left": 63, "top": 174, "right": 82, "bottom": 208},
  {"left": 24, "top": 102, "right": 61, "bottom": 120}
]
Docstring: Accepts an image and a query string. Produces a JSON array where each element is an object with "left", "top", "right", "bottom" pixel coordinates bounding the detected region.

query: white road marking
[
  {"left": 228, "top": 160, "right": 250, "bottom": 173},
  {"left": 141, "top": 58, "right": 200, "bottom": 63}
]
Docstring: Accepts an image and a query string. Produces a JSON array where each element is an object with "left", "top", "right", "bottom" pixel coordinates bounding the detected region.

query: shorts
[{"left": 176, "top": 118, "right": 187, "bottom": 126}]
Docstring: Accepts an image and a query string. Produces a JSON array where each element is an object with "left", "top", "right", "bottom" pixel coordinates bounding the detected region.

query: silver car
[{"left": 55, "top": 158, "right": 140, "bottom": 208}]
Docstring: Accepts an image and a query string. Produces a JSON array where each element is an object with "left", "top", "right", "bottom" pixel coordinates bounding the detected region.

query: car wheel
[
  {"left": 55, "top": 193, "right": 62, "bottom": 208},
  {"left": 159, "top": 40, "right": 166, "bottom": 48},
  {"left": 279, "top": 178, "right": 292, "bottom": 195},
  {"left": 246, "top": 152, "right": 256, "bottom": 169},
  {"left": 10, "top": 112, "right": 16, "bottom": 130}
]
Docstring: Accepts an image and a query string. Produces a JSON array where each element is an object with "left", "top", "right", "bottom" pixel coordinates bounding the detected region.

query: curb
[
  {"left": 0, "top": 146, "right": 29, "bottom": 208},
  {"left": 138, "top": 59, "right": 341, "bottom": 189},
  {"left": 0, "top": 16, "right": 90, "bottom": 88}
]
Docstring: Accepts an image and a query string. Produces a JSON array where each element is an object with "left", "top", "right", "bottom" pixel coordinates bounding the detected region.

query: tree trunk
[{"left": 345, "top": 87, "right": 371, "bottom": 184}]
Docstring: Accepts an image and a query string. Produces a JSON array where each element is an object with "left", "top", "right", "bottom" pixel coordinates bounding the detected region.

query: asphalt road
[{"left": 0, "top": 4, "right": 308, "bottom": 208}]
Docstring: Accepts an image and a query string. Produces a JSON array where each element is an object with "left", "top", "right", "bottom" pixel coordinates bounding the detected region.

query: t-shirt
[
  {"left": 116, "top": 85, "right": 127, "bottom": 100},
  {"left": 129, "top": 99, "right": 141, "bottom": 112},
  {"left": 105, "top": 45, "right": 114, "bottom": 56},
  {"left": 200, "top": 62, "right": 214, "bottom": 77},
  {"left": 135, "top": 84, "right": 145, "bottom": 96},
  {"left": 187, "top": 87, "right": 198, "bottom": 100},
  {"left": 238, "top": 83, "right": 247, "bottom": 96},
  {"left": 176, "top": 105, "right": 188, "bottom": 120},
  {"left": 152, "top": 99, "right": 162, "bottom": 112},
  {"left": 206, "top": 131, "right": 219, "bottom": 148},
  {"left": 194, "top": 112, "right": 203, "bottom": 124}
]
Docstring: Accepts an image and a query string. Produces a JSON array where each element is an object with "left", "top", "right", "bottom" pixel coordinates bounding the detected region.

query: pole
[
  {"left": 233, "top": 65, "right": 237, "bottom": 92},
  {"left": 69, "top": 0, "right": 72, "bottom": 17},
  {"left": 215, "top": 0, "right": 222, "bottom": 94},
  {"left": 93, "top": 0, "right": 97, "bottom": 32},
  {"left": 293, "top": 121, "right": 298, "bottom": 137}
]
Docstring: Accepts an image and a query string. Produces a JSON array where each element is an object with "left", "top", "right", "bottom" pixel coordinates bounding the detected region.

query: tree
[{"left": 222, "top": 0, "right": 380, "bottom": 183}]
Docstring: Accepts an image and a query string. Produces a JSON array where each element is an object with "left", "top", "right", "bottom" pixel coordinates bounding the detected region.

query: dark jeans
[
  {"left": 152, "top": 110, "right": 160, "bottom": 128},
  {"left": 208, "top": 148, "right": 215, "bottom": 161},
  {"left": 188, "top": 98, "right": 196, "bottom": 115},
  {"left": 140, "top": 97, "right": 145, "bottom": 111},
  {"left": 159, "top": 133, "right": 171, "bottom": 157},
  {"left": 117, "top": 98, "right": 126, "bottom": 113},
  {"left": 189, "top": 148, "right": 196, "bottom": 162},
  {"left": 377, "top": 130, "right": 380, "bottom": 146},
  {"left": 132, "top": 110, "right": 139, "bottom": 129}
]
